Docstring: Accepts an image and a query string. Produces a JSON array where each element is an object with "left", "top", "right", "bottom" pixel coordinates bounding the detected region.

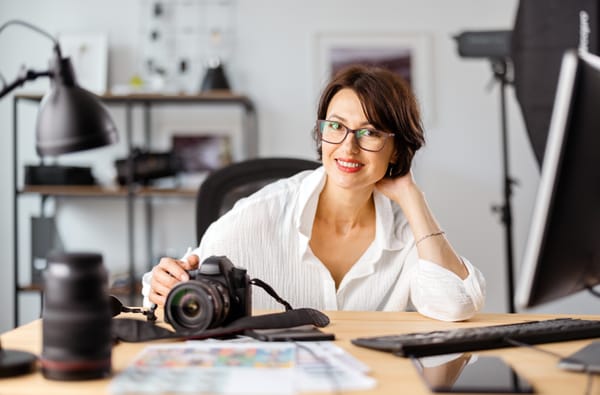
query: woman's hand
[
  {"left": 375, "top": 169, "right": 419, "bottom": 207},
  {"left": 149, "top": 254, "right": 200, "bottom": 306}
]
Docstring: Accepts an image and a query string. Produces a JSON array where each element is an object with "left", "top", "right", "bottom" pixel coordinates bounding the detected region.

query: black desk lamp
[
  {"left": 0, "top": 19, "right": 118, "bottom": 156},
  {"left": 0, "top": 19, "right": 118, "bottom": 378}
]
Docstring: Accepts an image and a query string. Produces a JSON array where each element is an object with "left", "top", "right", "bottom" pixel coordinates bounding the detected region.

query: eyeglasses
[{"left": 316, "top": 120, "right": 395, "bottom": 152}]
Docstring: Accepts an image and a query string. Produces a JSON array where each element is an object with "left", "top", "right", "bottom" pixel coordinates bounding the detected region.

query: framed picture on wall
[
  {"left": 315, "top": 32, "right": 434, "bottom": 126},
  {"left": 58, "top": 33, "right": 108, "bottom": 95}
]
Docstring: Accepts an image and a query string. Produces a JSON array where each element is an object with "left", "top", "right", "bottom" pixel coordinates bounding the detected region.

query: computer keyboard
[{"left": 351, "top": 318, "right": 600, "bottom": 357}]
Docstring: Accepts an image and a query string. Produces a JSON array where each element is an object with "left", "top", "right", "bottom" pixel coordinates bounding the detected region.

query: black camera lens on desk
[{"left": 41, "top": 252, "right": 112, "bottom": 380}]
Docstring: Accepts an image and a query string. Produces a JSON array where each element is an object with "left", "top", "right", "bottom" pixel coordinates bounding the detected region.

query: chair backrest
[{"left": 195, "top": 157, "right": 320, "bottom": 244}]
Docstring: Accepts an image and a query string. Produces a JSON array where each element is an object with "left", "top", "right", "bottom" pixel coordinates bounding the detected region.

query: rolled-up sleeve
[
  {"left": 141, "top": 271, "right": 153, "bottom": 308},
  {"left": 410, "top": 257, "right": 486, "bottom": 321}
]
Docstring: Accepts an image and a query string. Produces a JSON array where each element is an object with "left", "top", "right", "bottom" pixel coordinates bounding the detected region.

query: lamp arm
[
  {"left": 0, "top": 68, "right": 52, "bottom": 99},
  {"left": 0, "top": 19, "right": 60, "bottom": 54},
  {"left": 0, "top": 19, "right": 62, "bottom": 98}
]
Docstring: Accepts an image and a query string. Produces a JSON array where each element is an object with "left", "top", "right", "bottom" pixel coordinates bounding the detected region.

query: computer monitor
[
  {"left": 516, "top": 50, "right": 600, "bottom": 309},
  {"left": 515, "top": 50, "right": 600, "bottom": 308}
]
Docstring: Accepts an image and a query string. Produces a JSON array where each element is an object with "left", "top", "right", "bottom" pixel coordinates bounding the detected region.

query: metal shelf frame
[{"left": 12, "top": 92, "right": 257, "bottom": 327}]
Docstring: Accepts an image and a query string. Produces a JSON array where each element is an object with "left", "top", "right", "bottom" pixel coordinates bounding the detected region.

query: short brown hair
[{"left": 313, "top": 65, "right": 425, "bottom": 177}]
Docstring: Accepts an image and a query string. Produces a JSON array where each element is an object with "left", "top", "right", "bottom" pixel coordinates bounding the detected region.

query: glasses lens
[
  {"left": 355, "top": 128, "right": 387, "bottom": 151},
  {"left": 319, "top": 120, "right": 347, "bottom": 143}
]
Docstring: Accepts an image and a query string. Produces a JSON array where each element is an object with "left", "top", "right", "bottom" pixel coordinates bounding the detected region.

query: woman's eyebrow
[
  {"left": 327, "top": 113, "right": 347, "bottom": 122},
  {"left": 327, "top": 114, "right": 374, "bottom": 128}
]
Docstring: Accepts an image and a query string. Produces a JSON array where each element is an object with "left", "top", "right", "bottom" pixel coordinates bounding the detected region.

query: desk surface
[{"left": 1, "top": 311, "right": 599, "bottom": 394}]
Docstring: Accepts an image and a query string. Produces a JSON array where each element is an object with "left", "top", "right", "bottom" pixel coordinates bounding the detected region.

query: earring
[{"left": 387, "top": 163, "right": 395, "bottom": 177}]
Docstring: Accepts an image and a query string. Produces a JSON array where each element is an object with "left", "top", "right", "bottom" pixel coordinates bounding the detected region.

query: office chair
[{"left": 196, "top": 157, "right": 320, "bottom": 244}]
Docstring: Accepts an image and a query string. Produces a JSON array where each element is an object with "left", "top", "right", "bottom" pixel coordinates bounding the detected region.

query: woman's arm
[{"left": 376, "top": 170, "right": 467, "bottom": 279}]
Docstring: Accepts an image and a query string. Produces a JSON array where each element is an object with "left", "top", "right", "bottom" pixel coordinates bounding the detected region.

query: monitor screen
[{"left": 516, "top": 50, "right": 600, "bottom": 309}]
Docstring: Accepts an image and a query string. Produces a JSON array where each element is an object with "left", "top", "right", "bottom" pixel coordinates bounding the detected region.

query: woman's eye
[
  {"left": 328, "top": 121, "right": 340, "bottom": 130},
  {"left": 357, "top": 129, "right": 373, "bottom": 137},
  {"left": 365, "top": 129, "right": 384, "bottom": 138}
]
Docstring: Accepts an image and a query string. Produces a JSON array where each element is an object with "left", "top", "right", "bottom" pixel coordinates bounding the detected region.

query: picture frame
[
  {"left": 315, "top": 32, "right": 434, "bottom": 126},
  {"left": 58, "top": 33, "right": 108, "bottom": 95},
  {"left": 171, "top": 134, "right": 232, "bottom": 173}
]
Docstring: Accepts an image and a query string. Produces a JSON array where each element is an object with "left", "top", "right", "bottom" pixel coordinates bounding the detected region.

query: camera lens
[
  {"left": 165, "top": 280, "right": 230, "bottom": 333},
  {"left": 181, "top": 294, "right": 201, "bottom": 317},
  {"left": 41, "top": 252, "right": 112, "bottom": 380}
]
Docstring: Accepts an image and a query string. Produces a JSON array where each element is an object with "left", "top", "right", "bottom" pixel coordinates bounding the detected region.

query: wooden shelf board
[
  {"left": 15, "top": 91, "right": 254, "bottom": 110},
  {"left": 20, "top": 185, "right": 197, "bottom": 198},
  {"left": 18, "top": 283, "right": 143, "bottom": 295}
]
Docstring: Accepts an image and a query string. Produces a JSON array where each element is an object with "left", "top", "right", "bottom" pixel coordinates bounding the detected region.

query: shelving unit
[{"left": 12, "top": 92, "right": 257, "bottom": 327}]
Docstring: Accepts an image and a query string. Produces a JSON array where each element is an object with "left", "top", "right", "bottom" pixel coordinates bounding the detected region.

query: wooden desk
[{"left": 1, "top": 311, "right": 599, "bottom": 394}]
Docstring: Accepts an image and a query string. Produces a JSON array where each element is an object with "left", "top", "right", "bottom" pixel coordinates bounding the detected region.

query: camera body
[{"left": 164, "top": 255, "right": 251, "bottom": 333}]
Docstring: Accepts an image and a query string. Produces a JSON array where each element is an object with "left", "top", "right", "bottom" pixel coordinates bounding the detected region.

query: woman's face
[{"left": 321, "top": 88, "right": 396, "bottom": 192}]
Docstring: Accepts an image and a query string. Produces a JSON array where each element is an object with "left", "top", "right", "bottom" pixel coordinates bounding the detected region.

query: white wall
[{"left": 2, "top": 0, "right": 598, "bottom": 332}]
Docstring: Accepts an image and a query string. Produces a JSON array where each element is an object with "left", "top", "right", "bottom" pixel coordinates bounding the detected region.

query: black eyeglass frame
[{"left": 316, "top": 119, "right": 395, "bottom": 152}]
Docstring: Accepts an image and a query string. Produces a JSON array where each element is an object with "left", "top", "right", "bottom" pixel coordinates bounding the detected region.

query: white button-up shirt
[{"left": 142, "top": 166, "right": 485, "bottom": 321}]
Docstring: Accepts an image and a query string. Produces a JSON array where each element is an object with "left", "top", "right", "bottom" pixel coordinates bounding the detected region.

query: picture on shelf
[{"left": 172, "top": 134, "right": 232, "bottom": 173}]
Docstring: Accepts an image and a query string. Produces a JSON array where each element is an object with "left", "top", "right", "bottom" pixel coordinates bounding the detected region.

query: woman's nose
[{"left": 340, "top": 129, "right": 361, "bottom": 153}]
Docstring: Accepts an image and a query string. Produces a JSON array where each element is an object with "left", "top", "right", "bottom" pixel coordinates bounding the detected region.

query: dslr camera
[{"left": 164, "top": 256, "right": 252, "bottom": 334}]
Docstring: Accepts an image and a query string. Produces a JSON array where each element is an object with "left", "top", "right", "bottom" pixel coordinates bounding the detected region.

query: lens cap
[{"left": 0, "top": 348, "right": 37, "bottom": 378}]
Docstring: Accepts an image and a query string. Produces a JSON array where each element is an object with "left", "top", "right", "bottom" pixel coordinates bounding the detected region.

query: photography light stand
[
  {"left": 453, "top": 30, "right": 517, "bottom": 314},
  {"left": 489, "top": 58, "right": 518, "bottom": 314}
]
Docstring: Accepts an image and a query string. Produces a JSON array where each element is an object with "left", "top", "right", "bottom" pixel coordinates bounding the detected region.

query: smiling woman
[{"left": 143, "top": 65, "right": 486, "bottom": 322}]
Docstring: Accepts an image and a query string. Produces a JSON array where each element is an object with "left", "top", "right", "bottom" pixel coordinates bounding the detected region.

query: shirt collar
[
  {"left": 296, "top": 167, "right": 405, "bottom": 251},
  {"left": 297, "top": 166, "right": 326, "bottom": 239}
]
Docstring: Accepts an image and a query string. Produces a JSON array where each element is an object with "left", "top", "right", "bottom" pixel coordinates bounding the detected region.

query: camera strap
[
  {"left": 249, "top": 278, "right": 293, "bottom": 311},
  {"left": 112, "top": 308, "right": 330, "bottom": 343},
  {"left": 111, "top": 274, "right": 331, "bottom": 343}
]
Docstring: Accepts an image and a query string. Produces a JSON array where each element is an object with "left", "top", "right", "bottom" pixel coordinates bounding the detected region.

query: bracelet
[{"left": 415, "top": 230, "right": 445, "bottom": 245}]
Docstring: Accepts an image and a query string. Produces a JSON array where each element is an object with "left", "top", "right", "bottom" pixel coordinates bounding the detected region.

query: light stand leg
[{"left": 491, "top": 59, "right": 517, "bottom": 313}]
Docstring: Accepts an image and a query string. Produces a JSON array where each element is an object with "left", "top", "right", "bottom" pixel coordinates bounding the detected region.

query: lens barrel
[
  {"left": 164, "top": 280, "right": 230, "bottom": 333},
  {"left": 41, "top": 252, "right": 112, "bottom": 380}
]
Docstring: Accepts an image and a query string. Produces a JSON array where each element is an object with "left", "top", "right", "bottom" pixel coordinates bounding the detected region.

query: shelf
[
  {"left": 19, "top": 185, "right": 197, "bottom": 198},
  {"left": 16, "top": 284, "right": 43, "bottom": 292},
  {"left": 109, "top": 282, "right": 144, "bottom": 297},
  {"left": 15, "top": 91, "right": 254, "bottom": 111},
  {"left": 17, "top": 282, "right": 143, "bottom": 297}
]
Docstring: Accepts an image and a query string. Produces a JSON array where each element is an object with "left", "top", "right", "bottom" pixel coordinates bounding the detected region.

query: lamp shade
[{"left": 35, "top": 55, "right": 117, "bottom": 156}]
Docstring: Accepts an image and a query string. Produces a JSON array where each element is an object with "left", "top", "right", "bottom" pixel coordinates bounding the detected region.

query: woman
[{"left": 143, "top": 65, "right": 485, "bottom": 321}]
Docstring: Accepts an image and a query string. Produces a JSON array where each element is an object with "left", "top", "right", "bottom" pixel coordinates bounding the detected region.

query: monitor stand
[{"left": 558, "top": 341, "right": 600, "bottom": 373}]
